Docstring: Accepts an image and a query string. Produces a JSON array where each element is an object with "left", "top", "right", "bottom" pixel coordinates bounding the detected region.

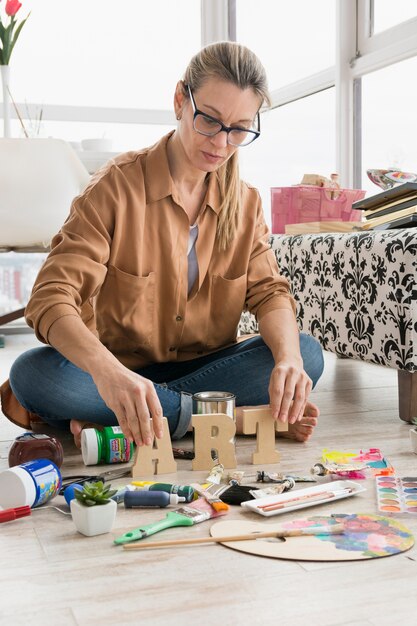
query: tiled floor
[{"left": 1, "top": 331, "right": 417, "bottom": 626}]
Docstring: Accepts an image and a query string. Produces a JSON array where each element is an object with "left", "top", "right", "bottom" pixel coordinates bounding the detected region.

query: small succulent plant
[{"left": 74, "top": 481, "right": 117, "bottom": 507}]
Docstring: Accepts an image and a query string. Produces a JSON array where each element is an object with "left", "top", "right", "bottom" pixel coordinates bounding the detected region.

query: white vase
[
  {"left": 70, "top": 499, "right": 117, "bottom": 536},
  {"left": 1, "top": 65, "right": 11, "bottom": 138},
  {"left": 410, "top": 428, "right": 417, "bottom": 455}
]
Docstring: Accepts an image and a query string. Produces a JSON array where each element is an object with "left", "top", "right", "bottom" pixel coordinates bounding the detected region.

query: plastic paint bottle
[
  {"left": 0, "top": 458, "right": 62, "bottom": 509},
  {"left": 110, "top": 485, "right": 136, "bottom": 504},
  {"left": 81, "top": 426, "right": 135, "bottom": 466},
  {"left": 138, "top": 483, "right": 195, "bottom": 502},
  {"left": 63, "top": 483, "right": 84, "bottom": 506},
  {"left": 124, "top": 490, "right": 186, "bottom": 508}
]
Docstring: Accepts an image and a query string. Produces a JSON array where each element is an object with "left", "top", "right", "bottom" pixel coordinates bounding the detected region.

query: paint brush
[
  {"left": 191, "top": 483, "right": 229, "bottom": 512},
  {"left": 122, "top": 523, "right": 345, "bottom": 550},
  {"left": 114, "top": 497, "right": 227, "bottom": 545},
  {"left": 259, "top": 488, "right": 353, "bottom": 512}
]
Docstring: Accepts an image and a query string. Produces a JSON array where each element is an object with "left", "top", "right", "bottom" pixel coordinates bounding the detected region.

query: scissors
[{"left": 59, "top": 467, "right": 132, "bottom": 495}]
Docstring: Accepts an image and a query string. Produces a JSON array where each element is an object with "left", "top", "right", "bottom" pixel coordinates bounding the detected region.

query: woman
[{"left": 4, "top": 42, "right": 324, "bottom": 448}]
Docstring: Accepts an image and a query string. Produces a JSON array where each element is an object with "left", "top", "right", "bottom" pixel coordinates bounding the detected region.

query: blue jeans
[{"left": 9, "top": 334, "right": 324, "bottom": 440}]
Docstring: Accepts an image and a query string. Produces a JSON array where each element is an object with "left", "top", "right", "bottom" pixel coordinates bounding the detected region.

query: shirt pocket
[
  {"left": 97, "top": 264, "right": 155, "bottom": 349},
  {"left": 207, "top": 273, "right": 247, "bottom": 349}
]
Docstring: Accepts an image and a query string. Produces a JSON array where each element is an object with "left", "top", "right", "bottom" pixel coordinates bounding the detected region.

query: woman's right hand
[
  {"left": 92, "top": 363, "right": 164, "bottom": 446},
  {"left": 47, "top": 315, "right": 164, "bottom": 447}
]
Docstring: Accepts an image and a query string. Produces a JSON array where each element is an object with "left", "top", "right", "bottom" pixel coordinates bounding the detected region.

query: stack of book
[{"left": 352, "top": 182, "right": 417, "bottom": 230}]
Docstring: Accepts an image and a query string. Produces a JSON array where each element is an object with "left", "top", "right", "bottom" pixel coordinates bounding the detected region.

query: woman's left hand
[{"left": 268, "top": 358, "right": 312, "bottom": 424}]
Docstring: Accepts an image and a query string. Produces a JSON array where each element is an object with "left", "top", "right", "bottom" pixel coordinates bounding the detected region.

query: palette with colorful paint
[
  {"left": 321, "top": 447, "right": 394, "bottom": 479},
  {"left": 210, "top": 514, "right": 414, "bottom": 561},
  {"left": 376, "top": 476, "right": 417, "bottom": 514}
]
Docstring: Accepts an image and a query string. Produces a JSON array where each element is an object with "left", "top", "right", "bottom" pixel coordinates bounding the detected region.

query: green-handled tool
[
  {"left": 114, "top": 497, "right": 225, "bottom": 545},
  {"left": 114, "top": 511, "right": 194, "bottom": 545}
]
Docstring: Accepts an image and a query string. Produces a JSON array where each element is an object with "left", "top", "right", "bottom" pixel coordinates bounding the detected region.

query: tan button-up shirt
[{"left": 25, "top": 132, "right": 295, "bottom": 370}]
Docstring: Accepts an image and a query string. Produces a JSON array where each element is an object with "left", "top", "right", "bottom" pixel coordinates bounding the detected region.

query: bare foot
[
  {"left": 281, "top": 402, "right": 319, "bottom": 443},
  {"left": 236, "top": 402, "right": 319, "bottom": 443},
  {"left": 70, "top": 419, "right": 102, "bottom": 449}
]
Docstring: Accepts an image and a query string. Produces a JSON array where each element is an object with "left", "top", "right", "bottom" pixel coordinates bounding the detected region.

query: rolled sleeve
[
  {"left": 25, "top": 194, "right": 111, "bottom": 344},
  {"left": 37, "top": 304, "right": 81, "bottom": 344},
  {"left": 255, "top": 294, "right": 295, "bottom": 322}
]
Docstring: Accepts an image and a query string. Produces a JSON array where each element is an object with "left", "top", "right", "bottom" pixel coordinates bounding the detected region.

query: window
[
  {"left": 0, "top": 253, "right": 46, "bottom": 316},
  {"left": 372, "top": 0, "right": 417, "bottom": 34},
  {"left": 12, "top": 0, "right": 200, "bottom": 109},
  {"left": 240, "top": 88, "right": 335, "bottom": 227},
  {"left": 236, "top": 0, "right": 335, "bottom": 90},
  {"left": 361, "top": 56, "right": 417, "bottom": 197}
]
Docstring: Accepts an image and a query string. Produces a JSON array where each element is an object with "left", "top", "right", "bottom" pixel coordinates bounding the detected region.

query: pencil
[
  {"left": 122, "top": 523, "right": 345, "bottom": 550},
  {"left": 258, "top": 488, "right": 353, "bottom": 511}
]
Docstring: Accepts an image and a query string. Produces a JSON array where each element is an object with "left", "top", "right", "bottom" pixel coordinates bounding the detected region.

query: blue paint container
[
  {"left": 63, "top": 483, "right": 84, "bottom": 506},
  {"left": 0, "top": 458, "right": 62, "bottom": 509}
]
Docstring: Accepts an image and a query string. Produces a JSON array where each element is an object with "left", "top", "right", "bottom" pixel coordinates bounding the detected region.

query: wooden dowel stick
[
  {"left": 122, "top": 524, "right": 344, "bottom": 550},
  {"left": 7, "top": 87, "right": 29, "bottom": 138}
]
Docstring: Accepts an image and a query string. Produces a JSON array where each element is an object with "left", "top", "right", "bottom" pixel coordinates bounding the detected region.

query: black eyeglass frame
[{"left": 185, "top": 84, "right": 261, "bottom": 147}]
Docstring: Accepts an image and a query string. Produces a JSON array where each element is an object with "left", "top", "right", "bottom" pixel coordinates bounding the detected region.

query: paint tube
[
  {"left": 311, "top": 462, "right": 368, "bottom": 477},
  {"left": 227, "top": 470, "right": 317, "bottom": 486},
  {"left": 286, "top": 475, "right": 318, "bottom": 483},
  {"left": 227, "top": 471, "right": 245, "bottom": 485},
  {"left": 206, "top": 463, "right": 225, "bottom": 485},
  {"left": 256, "top": 471, "right": 287, "bottom": 483},
  {"left": 250, "top": 478, "right": 295, "bottom": 499},
  {"left": 226, "top": 470, "right": 284, "bottom": 484}
]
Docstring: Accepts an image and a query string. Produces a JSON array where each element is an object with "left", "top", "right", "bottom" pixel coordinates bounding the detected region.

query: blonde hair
[{"left": 183, "top": 41, "right": 270, "bottom": 250}]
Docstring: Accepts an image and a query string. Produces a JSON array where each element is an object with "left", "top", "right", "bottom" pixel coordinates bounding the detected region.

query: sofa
[{"left": 239, "top": 229, "right": 417, "bottom": 422}]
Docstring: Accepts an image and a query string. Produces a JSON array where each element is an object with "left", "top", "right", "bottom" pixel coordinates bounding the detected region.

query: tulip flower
[
  {"left": 6, "top": 1, "right": 22, "bottom": 18},
  {"left": 0, "top": 1, "right": 29, "bottom": 65}
]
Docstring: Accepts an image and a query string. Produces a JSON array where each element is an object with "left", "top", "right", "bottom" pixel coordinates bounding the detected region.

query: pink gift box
[{"left": 271, "top": 186, "right": 366, "bottom": 234}]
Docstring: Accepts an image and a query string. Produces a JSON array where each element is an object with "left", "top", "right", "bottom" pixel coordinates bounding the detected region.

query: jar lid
[
  {"left": 81, "top": 428, "right": 99, "bottom": 466},
  {"left": 0, "top": 465, "right": 36, "bottom": 508}
]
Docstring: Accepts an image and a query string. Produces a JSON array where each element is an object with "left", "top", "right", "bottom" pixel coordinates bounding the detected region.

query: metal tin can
[{"left": 192, "top": 391, "right": 236, "bottom": 421}]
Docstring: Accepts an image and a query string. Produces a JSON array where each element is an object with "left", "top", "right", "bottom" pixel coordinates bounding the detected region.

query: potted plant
[
  {"left": 70, "top": 481, "right": 117, "bottom": 537},
  {"left": 410, "top": 418, "right": 417, "bottom": 455}
]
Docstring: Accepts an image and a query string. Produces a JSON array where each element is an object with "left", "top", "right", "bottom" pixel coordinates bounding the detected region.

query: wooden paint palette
[{"left": 209, "top": 514, "right": 414, "bottom": 561}]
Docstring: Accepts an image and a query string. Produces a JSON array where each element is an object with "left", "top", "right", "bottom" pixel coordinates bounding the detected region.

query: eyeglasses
[{"left": 186, "top": 84, "right": 260, "bottom": 147}]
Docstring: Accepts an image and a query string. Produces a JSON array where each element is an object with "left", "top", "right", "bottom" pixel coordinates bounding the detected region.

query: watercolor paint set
[
  {"left": 241, "top": 480, "right": 366, "bottom": 517},
  {"left": 375, "top": 476, "right": 417, "bottom": 514}
]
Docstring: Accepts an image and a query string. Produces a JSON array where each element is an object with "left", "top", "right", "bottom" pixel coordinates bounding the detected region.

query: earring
[{"left": 176, "top": 115, "right": 181, "bottom": 121}]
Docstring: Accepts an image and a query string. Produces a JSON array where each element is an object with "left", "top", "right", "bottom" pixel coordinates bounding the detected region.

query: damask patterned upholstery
[{"left": 238, "top": 230, "right": 417, "bottom": 420}]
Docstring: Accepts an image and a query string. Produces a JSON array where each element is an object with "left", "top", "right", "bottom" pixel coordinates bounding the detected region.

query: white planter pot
[
  {"left": 70, "top": 499, "right": 117, "bottom": 536},
  {"left": 410, "top": 428, "right": 417, "bottom": 455}
]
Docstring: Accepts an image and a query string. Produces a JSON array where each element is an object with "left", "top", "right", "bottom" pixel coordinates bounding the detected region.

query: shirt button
[
  {"left": 176, "top": 315, "right": 182, "bottom": 322},
  {"left": 169, "top": 347, "right": 176, "bottom": 352}
]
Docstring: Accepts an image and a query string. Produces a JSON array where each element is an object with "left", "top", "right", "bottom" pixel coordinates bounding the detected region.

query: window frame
[
  {"left": 232, "top": 0, "right": 417, "bottom": 189},
  {"left": 4, "top": 0, "right": 417, "bottom": 191}
]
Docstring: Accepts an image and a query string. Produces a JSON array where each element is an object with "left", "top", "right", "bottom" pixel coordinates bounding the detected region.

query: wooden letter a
[{"left": 132, "top": 417, "right": 177, "bottom": 477}]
